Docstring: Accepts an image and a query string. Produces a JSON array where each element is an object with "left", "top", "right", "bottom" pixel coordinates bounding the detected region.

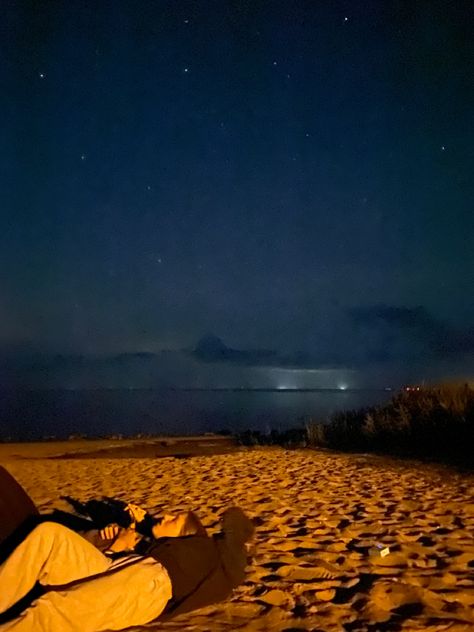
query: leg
[
  {"left": 219, "top": 507, "right": 254, "bottom": 587},
  {"left": 0, "top": 557, "right": 172, "bottom": 632},
  {"left": 0, "top": 522, "right": 112, "bottom": 613}
]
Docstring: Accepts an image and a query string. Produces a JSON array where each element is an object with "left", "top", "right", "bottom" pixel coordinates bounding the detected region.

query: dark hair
[{"left": 135, "top": 513, "right": 159, "bottom": 537}]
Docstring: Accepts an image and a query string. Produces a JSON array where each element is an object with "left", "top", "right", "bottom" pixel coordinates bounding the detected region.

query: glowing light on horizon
[{"left": 257, "top": 366, "right": 356, "bottom": 390}]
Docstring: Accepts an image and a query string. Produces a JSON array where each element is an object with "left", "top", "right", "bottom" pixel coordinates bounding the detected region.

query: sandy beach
[{"left": 1, "top": 438, "right": 473, "bottom": 631}]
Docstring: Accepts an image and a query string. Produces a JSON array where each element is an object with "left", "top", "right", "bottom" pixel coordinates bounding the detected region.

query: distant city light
[{"left": 338, "top": 384, "right": 347, "bottom": 390}]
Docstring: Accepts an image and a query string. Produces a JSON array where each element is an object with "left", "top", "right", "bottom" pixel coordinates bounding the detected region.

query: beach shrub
[
  {"left": 306, "top": 384, "right": 474, "bottom": 467},
  {"left": 305, "top": 421, "right": 326, "bottom": 446},
  {"left": 236, "top": 427, "right": 306, "bottom": 448}
]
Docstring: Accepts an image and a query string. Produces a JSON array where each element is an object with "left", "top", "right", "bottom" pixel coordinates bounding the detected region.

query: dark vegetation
[{"left": 238, "top": 384, "right": 474, "bottom": 469}]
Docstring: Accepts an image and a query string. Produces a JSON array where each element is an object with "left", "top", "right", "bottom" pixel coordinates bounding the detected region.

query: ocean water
[{"left": 0, "top": 388, "right": 393, "bottom": 441}]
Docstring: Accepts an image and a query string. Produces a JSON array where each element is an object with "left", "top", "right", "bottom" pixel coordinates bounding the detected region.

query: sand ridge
[{"left": 2, "top": 446, "right": 474, "bottom": 631}]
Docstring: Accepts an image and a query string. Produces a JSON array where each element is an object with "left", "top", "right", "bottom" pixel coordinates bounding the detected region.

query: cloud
[
  {"left": 2, "top": 306, "right": 472, "bottom": 390},
  {"left": 191, "top": 334, "right": 277, "bottom": 366},
  {"left": 347, "top": 304, "right": 474, "bottom": 361},
  {"left": 190, "top": 307, "right": 474, "bottom": 372}
]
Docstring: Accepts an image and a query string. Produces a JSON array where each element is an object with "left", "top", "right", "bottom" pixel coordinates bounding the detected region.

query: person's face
[{"left": 151, "top": 513, "right": 186, "bottom": 538}]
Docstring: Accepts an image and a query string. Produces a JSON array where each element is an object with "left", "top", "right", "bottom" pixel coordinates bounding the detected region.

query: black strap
[{"left": 43, "top": 555, "right": 147, "bottom": 593}]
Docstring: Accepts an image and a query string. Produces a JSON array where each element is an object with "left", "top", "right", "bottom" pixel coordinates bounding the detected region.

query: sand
[{"left": 1, "top": 439, "right": 473, "bottom": 631}]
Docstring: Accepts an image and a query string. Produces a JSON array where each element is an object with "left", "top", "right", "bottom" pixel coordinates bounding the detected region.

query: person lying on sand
[
  {"left": 0, "top": 507, "right": 254, "bottom": 632},
  {"left": 46, "top": 500, "right": 208, "bottom": 556},
  {"left": 94, "top": 508, "right": 208, "bottom": 555},
  {"left": 58, "top": 496, "right": 159, "bottom": 538},
  {"left": 16, "top": 496, "right": 202, "bottom": 557}
]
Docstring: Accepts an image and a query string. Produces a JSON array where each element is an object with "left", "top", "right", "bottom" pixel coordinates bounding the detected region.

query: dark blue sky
[{"left": 1, "top": 1, "right": 473, "bottom": 385}]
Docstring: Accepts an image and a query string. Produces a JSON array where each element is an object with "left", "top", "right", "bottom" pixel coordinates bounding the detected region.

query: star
[
  {"left": 183, "top": 67, "right": 189, "bottom": 73},
  {"left": 80, "top": 154, "right": 86, "bottom": 161},
  {"left": 184, "top": 19, "right": 189, "bottom": 24},
  {"left": 272, "top": 61, "right": 278, "bottom": 66},
  {"left": 39, "top": 73, "right": 45, "bottom": 79},
  {"left": 344, "top": 16, "right": 349, "bottom": 22},
  {"left": 441, "top": 145, "right": 446, "bottom": 151}
]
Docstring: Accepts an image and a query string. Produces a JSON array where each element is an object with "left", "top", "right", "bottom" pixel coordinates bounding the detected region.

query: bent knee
[{"left": 31, "top": 521, "right": 74, "bottom": 539}]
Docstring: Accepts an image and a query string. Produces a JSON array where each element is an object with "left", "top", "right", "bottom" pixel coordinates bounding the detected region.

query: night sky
[{"left": 1, "top": 1, "right": 473, "bottom": 388}]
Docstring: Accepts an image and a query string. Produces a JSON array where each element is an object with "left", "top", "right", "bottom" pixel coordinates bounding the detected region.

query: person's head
[{"left": 151, "top": 511, "right": 207, "bottom": 539}]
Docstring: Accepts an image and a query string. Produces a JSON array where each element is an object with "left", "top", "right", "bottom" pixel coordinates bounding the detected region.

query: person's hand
[
  {"left": 108, "top": 527, "right": 142, "bottom": 552},
  {"left": 99, "top": 523, "right": 121, "bottom": 540},
  {"left": 126, "top": 503, "right": 147, "bottom": 524}
]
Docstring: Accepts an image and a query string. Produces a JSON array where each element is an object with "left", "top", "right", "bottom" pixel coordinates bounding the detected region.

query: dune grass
[
  {"left": 238, "top": 384, "right": 474, "bottom": 468},
  {"left": 308, "top": 384, "right": 474, "bottom": 467}
]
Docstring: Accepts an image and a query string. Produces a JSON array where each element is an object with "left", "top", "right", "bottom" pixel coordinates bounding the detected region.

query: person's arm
[
  {"left": 106, "top": 527, "right": 142, "bottom": 553},
  {"left": 79, "top": 528, "right": 116, "bottom": 552},
  {"left": 77, "top": 523, "right": 142, "bottom": 555}
]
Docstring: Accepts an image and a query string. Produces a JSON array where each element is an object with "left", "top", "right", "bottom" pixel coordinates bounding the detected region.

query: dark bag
[{"left": 0, "top": 466, "right": 38, "bottom": 545}]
